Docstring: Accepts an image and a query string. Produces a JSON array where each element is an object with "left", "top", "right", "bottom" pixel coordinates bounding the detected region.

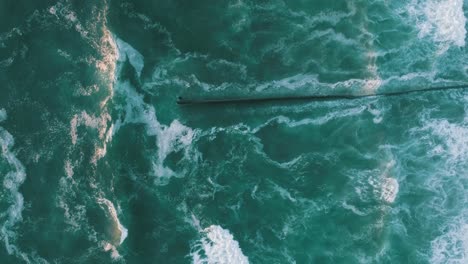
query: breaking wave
[{"left": 191, "top": 225, "right": 249, "bottom": 264}]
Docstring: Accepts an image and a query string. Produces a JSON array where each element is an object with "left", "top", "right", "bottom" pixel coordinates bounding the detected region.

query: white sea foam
[
  {"left": 97, "top": 198, "right": 128, "bottom": 246},
  {"left": 379, "top": 177, "right": 399, "bottom": 203},
  {"left": 115, "top": 37, "right": 144, "bottom": 78},
  {"left": 431, "top": 220, "right": 468, "bottom": 264},
  {"left": 419, "top": 118, "right": 468, "bottom": 161},
  {"left": 191, "top": 225, "right": 249, "bottom": 264},
  {"left": 379, "top": 161, "right": 399, "bottom": 204},
  {"left": 410, "top": 112, "right": 468, "bottom": 262},
  {"left": 410, "top": 0, "right": 466, "bottom": 48}
]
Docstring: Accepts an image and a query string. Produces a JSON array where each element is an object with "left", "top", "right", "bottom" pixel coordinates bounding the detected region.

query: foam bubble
[{"left": 191, "top": 225, "right": 249, "bottom": 264}]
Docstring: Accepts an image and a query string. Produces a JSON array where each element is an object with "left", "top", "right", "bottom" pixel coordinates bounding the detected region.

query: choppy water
[{"left": 0, "top": 0, "right": 467, "bottom": 263}]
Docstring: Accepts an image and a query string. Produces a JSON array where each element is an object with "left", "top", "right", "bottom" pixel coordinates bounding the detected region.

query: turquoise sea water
[{"left": 0, "top": 0, "right": 467, "bottom": 263}]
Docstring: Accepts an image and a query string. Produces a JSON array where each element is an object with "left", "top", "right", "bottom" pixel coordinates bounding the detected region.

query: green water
[{"left": 0, "top": 0, "right": 467, "bottom": 263}]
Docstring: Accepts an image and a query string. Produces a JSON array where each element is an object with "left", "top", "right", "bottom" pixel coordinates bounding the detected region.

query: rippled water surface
[{"left": 0, "top": 0, "right": 467, "bottom": 263}]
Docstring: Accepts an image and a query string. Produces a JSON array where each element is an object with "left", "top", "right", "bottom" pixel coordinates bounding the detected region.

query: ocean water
[{"left": 0, "top": 0, "right": 467, "bottom": 263}]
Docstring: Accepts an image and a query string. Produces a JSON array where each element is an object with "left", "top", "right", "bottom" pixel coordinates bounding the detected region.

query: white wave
[
  {"left": 431, "top": 220, "right": 468, "bottom": 264},
  {"left": 410, "top": 112, "right": 468, "bottom": 263},
  {"left": 0, "top": 118, "right": 31, "bottom": 262},
  {"left": 419, "top": 118, "right": 468, "bottom": 161},
  {"left": 152, "top": 120, "right": 194, "bottom": 176},
  {"left": 361, "top": 5, "right": 382, "bottom": 94},
  {"left": 255, "top": 74, "right": 320, "bottom": 92},
  {"left": 57, "top": 197, "right": 86, "bottom": 233},
  {"left": 69, "top": 112, "right": 102, "bottom": 142},
  {"left": 251, "top": 105, "right": 367, "bottom": 131},
  {"left": 270, "top": 181, "right": 297, "bottom": 203},
  {"left": 103, "top": 242, "right": 122, "bottom": 261},
  {"left": 362, "top": 50, "right": 381, "bottom": 93},
  {"left": 367, "top": 104, "right": 384, "bottom": 124},
  {"left": 191, "top": 225, "right": 249, "bottom": 264},
  {"left": 254, "top": 72, "right": 417, "bottom": 94},
  {"left": 290, "top": 3, "right": 357, "bottom": 27},
  {"left": 115, "top": 80, "right": 196, "bottom": 184},
  {"left": 0, "top": 57, "right": 14, "bottom": 69},
  {"left": 64, "top": 160, "right": 74, "bottom": 178},
  {"left": 97, "top": 23, "right": 119, "bottom": 87},
  {"left": 69, "top": 111, "right": 112, "bottom": 163},
  {"left": 113, "top": 33, "right": 196, "bottom": 183},
  {"left": 410, "top": 0, "right": 466, "bottom": 48},
  {"left": 0, "top": 108, "right": 6, "bottom": 123},
  {"left": 97, "top": 198, "right": 128, "bottom": 246},
  {"left": 115, "top": 37, "right": 144, "bottom": 78},
  {"left": 48, "top": 2, "right": 89, "bottom": 39},
  {"left": 342, "top": 201, "right": 367, "bottom": 216}
]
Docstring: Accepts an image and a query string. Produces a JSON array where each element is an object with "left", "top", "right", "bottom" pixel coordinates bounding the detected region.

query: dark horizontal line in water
[{"left": 177, "top": 84, "right": 468, "bottom": 105}]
